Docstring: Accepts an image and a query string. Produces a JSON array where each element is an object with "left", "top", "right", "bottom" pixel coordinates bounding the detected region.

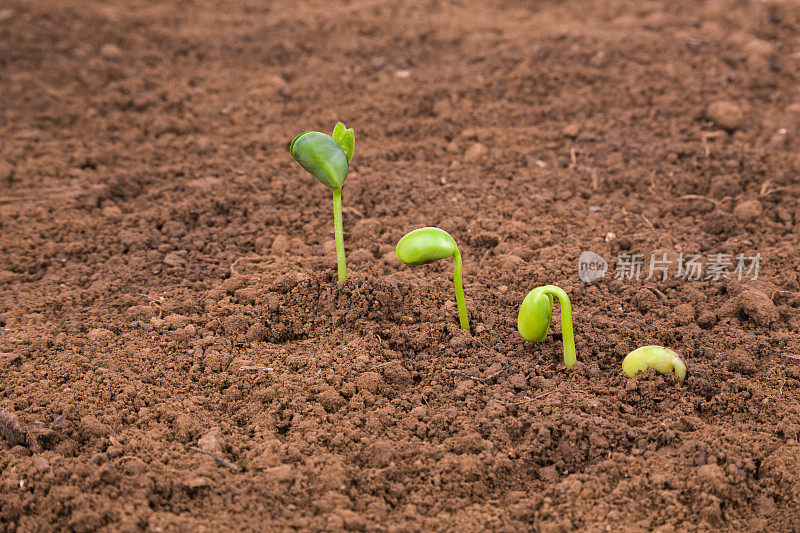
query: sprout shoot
[
  {"left": 289, "top": 122, "right": 355, "bottom": 281},
  {"left": 395, "top": 227, "right": 469, "bottom": 330},
  {"left": 622, "top": 345, "right": 686, "bottom": 384},
  {"left": 517, "top": 285, "right": 576, "bottom": 368}
]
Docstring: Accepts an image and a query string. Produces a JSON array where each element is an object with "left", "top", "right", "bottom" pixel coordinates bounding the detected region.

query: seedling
[
  {"left": 395, "top": 227, "right": 469, "bottom": 330},
  {"left": 622, "top": 345, "right": 686, "bottom": 384},
  {"left": 289, "top": 122, "right": 355, "bottom": 281},
  {"left": 517, "top": 285, "right": 576, "bottom": 368}
]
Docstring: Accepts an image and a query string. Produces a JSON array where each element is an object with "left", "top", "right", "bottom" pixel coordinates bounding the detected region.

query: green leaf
[
  {"left": 332, "top": 121, "right": 345, "bottom": 142},
  {"left": 332, "top": 121, "right": 355, "bottom": 163},
  {"left": 289, "top": 132, "right": 349, "bottom": 190}
]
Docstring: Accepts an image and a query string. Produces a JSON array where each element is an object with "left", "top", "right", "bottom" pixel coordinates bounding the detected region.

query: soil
[{"left": 2, "top": 0, "right": 800, "bottom": 531}]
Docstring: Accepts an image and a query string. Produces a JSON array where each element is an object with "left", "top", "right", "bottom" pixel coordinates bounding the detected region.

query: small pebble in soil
[
  {"left": 272, "top": 235, "right": 290, "bottom": 253},
  {"left": 87, "top": 328, "right": 115, "bottom": 342},
  {"left": 320, "top": 239, "right": 336, "bottom": 255},
  {"left": 463, "top": 143, "right": 487, "bottom": 161},
  {"left": 350, "top": 248, "right": 373, "bottom": 264},
  {"left": 197, "top": 432, "right": 221, "bottom": 453},
  {"left": 706, "top": 100, "right": 744, "bottom": 130},
  {"left": 733, "top": 199, "right": 763, "bottom": 222},
  {"left": 100, "top": 43, "right": 123, "bottom": 58},
  {"left": 562, "top": 123, "right": 581, "bottom": 138}
]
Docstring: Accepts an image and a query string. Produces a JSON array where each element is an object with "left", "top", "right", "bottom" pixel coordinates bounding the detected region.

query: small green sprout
[
  {"left": 289, "top": 121, "right": 355, "bottom": 281},
  {"left": 517, "top": 285, "right": 576, "bottom": 368},
  {"left": 395, "top": 227, "right": 469, "bottom": 330},
  {"left": 622, "top": 345, "right": 686, "bottom": 384}
]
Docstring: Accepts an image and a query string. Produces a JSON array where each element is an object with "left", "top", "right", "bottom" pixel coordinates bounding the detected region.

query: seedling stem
[
  {"left": 332, "top": 188, "right": 346, "bottom": 281},
  {"left": 542, "top": 285, "right": 576, "bottom": 368},
  {"left": 453, "top": 248, "right": 468, "bottom": 330}
]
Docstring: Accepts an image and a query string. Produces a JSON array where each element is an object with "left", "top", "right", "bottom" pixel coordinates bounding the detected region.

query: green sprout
[
  {"left": 289, "top": 121, "right": 355, "bottom": 281},
  {"left": 517, "top": 285, "right": 576, "bottom": 368},
  {"left": 395, "top": 227, "right": 469, "bottom": 330},
  {"left": 622, "top": 345, "right": 686, "bottom": 384}
]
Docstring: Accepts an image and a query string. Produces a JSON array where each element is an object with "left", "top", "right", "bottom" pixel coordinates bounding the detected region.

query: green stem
[
  {"left": 332, "top": 188, "right": 346, "bottom": 281},
  {"left": 452, "top": 248, "right": 469, "bottom": 330},
  {"left": 540, "top": 285, "right": 576, "bottom": 368}
]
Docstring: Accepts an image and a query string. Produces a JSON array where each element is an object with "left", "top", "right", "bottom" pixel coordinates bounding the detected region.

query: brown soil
[{"left": 2, "top": 0, "right": 800, "bottom": 531}]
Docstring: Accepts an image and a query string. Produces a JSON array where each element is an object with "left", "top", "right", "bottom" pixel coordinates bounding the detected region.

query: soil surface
[{"left": 2, "top": 0, "right": 800, "bottom": 531}]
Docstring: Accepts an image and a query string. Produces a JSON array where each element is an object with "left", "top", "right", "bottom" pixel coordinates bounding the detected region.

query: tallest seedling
[{"left": 289, "top": 122, "right": 355, "bottom": 281}]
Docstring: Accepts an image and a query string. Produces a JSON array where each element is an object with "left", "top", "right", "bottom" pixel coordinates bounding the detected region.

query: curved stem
[
  {"left": 332, "top": 188, "right": 347, "bottom": 281},
  {"left": 540, "top": 285, "right": 576, "bottom": 368},
  {"left": 452, "top": 248, "right": 469, "bottom": 330}
]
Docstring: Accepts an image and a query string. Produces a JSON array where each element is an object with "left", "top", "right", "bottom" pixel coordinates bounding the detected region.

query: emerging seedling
[
  {"left": 622, "top": 345, "right": 686, "bottom": 384},
  {"left": 289, "top": 122, "right": 355, "bottom": 281},
  {"left": 395, "top": 227, "right": 469, "bottom": 330},
  {"left": 517, "top": 285, "right": 576, "bottom": 368}
]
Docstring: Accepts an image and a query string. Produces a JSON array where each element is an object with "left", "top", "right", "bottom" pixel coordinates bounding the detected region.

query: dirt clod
[
  {"left": 382, "top": 363, "right": 412, "bottom": 388},
  {"left": 738, "top": 289, "right": 779, "bottom": 328}
]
